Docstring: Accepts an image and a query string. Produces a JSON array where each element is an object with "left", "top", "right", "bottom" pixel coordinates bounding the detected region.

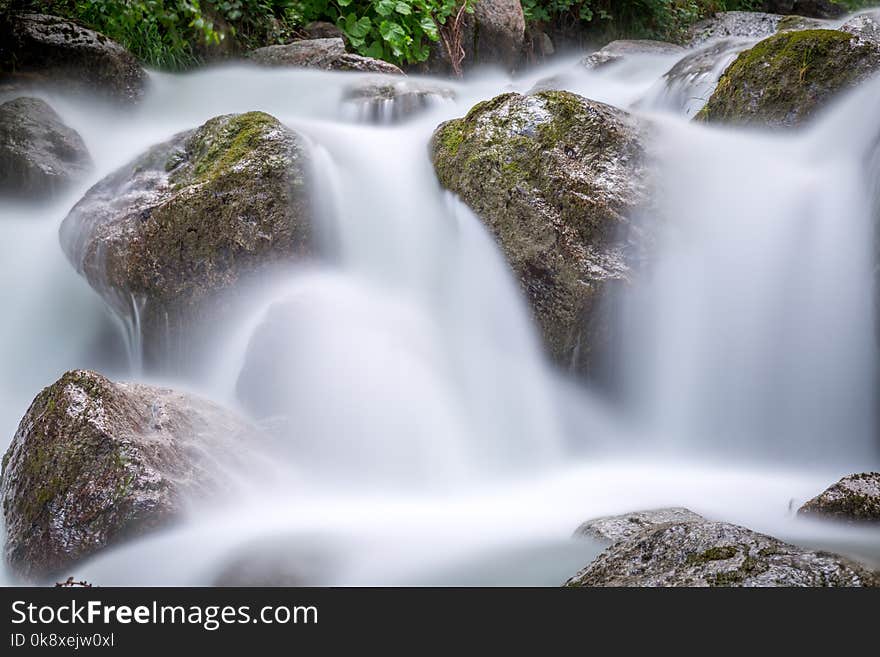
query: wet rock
[
  {"left": 0, "top": 370, "right": 258, "bottom": 581},
  {"left": 574, "top": 508, "right": 706, "bottom": 542},
  {"left": 430, "top": 92, "right": 651, "bottom": 376},
  {"left": 0, "top": 97, "right": 92, "bottom": 198},
  {"left": 798, "top": 472, "right": 880, "bottom": 523},
  {"left": 59, "top": 111, "right": 313, "bottom": 371},
  {"left": 686, "top": 11, "right": 783, "bottom": 48},
  {"left": 342, "top": 79, "right": 455, "bottom": 124},
  {"left": 0, "top": 13, "right": 147, "bottom": 103},
  {"left": 697, "top": 29, "right": 880, "bottom": 128},
  {"left": 761, "top": 1, "right": 845, "bottom": 20},
  {"left": 566, "top": 517, "right": 879, "bottom": 586},
  {"left": 582, "top": 40, "right": 686, "bottom": 70},
  {"left": 248, "top": 38, "right": 403, "bottom": 75},
  {"left": 840, "top": 10, "right": 880, "bottom": 47}
]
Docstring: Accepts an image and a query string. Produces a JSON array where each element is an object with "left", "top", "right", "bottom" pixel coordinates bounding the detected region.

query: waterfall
[{"left": 2, "top": 49, "right": 880, "bottom": 585}]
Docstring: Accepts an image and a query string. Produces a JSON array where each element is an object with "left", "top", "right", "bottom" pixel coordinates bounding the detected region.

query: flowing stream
[{"left": 1, "top": 38, "right": 880, "bottom": 585}]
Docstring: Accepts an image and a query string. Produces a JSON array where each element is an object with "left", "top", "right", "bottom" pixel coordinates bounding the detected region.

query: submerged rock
[
  {"left": 430, "top": 92, "right": 651, "bottom": 376},
  {"left": 574, "top": 508, "right": 706, "bottom": 542},
  {"left": 798, "top": 472, "right": 880, "bottom": 523},
  {"left": 59, "top": 111, "right": 313, "bottom": 371},
  {"left": 697, "top": 29, "right": 880, "bottom": 128},
  {"left": 651, "top": 39, "right": 752, "bottom": 116},
  {"left": 248, "top": 38, "right": 403, "bottom": 75},
  {"left": 342, "top": 79, "right": 455, "bottom": 124},
  {"left": 687, "top": 11, "right": 783, "bottom": 48},
  {"left": 0, "top": 370, "right": 257, "bottom": 581},
  {"left": 0, "top": 97, "right": 92, "bottom": 198},
  {"left": 566, "top": 517, "right": 879, "bottom": 587},
  {"left": 0, "top": 13, "right": 147, "bottom": 103},
  {"left": 582, "top": 40, "right": 685, "bottom": 70}
]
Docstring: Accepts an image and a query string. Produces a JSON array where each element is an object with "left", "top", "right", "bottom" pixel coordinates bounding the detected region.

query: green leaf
[
  {"left": 394, "top": 2, "right": 412, "bottom": 15},
  {"left": 364, "top": 39, "right": 384, "bottom": 60},
  {"left": 379, "top": 20, "right": 406, "bottom": 45},
  {"left": 375, "top": 0, "right": 396, "bottom": 16},
  {"left": 419, "top": 16, "right": 438, "bottom": 40}
]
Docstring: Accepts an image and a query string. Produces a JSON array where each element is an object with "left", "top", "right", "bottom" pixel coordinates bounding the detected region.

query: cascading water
[{"left": 2, "top": 35, "right": 880, "bottom": 585}]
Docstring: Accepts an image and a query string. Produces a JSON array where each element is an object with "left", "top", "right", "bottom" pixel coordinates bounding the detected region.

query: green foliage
[
  {"left": 10, "top": 0, "right": 298, "bottom": 70},
  {"left": 292, "top": 1, "right": 473, "bottom": 65},
  {"left": 520, "top": 1, "right": 763, "bottom": 43}
]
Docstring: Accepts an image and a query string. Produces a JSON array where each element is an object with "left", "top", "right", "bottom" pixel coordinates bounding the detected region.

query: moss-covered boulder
[
  {"left": 798, "top": 472, "right": 880, "bottom": 523},
  {"left": 0, "top": 13, "right": 147, "bottom": 103},
  {"left": 59, "top": 112, "right": 313, "bottom": 371},
  {"left": 697, "top": 29, "right": 880, "bottom": 128},
  {"left": 248, "top": 37, "right": 403, "bottom": 74},
  {"left": 566, "top": 516, "right": 879, "bottom": 587},
  {"left": 430, "top": 91, "right": 650, "bottom": 376},
  {"left": 0, "top": 370, "right": 257, "bottom": 581},
  {"left": 0, "top": 97, "right": 92, "bottom": 199}
]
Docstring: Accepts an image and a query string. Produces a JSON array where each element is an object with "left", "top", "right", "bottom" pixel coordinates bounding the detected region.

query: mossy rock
[
  {"left": 697, "top": 29, "right": 880, "bottom": 128},
  {"left": 0, "top": 370, "right": 257, "bottom": 581},
  {"left": 59, "top": 111, "right": 313, "bottom": 372},
  {"left": 798, "top": 472, "right": 880, "bottom": 523},
  {"left": 430, "top": 91, "right": 651, "bottom": 376},
  {"left": 0, "top": 13, "right": 147, "bottom": 103},
  {"left": 566, "top": 517, "right": 879, "bottom": 587},
  {"left": 0, "top": 96, "right": 92, "bottom": 198}
]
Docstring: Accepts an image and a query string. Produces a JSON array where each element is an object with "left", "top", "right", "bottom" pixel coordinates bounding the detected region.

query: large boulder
[
  {"left": 761, "top": 1, "right": 845, "bottom": 19},
  {"left": 566, "top": 515, "right": 879, "bottom": 587},
  {"left": 59, "top": 111, "right": 313, "bottom": 371},
  {"left": 0, "top": 370, "right": 258, "bottom": 581},
  {"left": 697, "top": 29, "right": 880, "bottom": 128},
  {"left": 0, "top": 97, "right": 92, "bottom": 198},
  {"left": 430, "top": 91, "right": 651, "bottom": 376},
  {"left": 582, "top": 40, "right": 685, "bottom": 70},
  {"left": 248, "top": 38, "right": 403, "bottom": 74},
  {"left": 686, "top": 11, "right": 784, "bottom": 48},
  {"left": 798, "top": 473, "right": 880, "bottom": 523},
  {"left": 0, "top": 13, "right": 147, "bottom": 103}
]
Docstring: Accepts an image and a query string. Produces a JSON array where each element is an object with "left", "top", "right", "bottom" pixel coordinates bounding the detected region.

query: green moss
[
  {"left": 182, "top": 111, "right": 280, "bottom": 186},
  {"left": 686, "top": 545, "right": 737, "bottom": 565}
]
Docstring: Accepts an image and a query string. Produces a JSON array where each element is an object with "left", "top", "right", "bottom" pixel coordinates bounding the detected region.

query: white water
[{"left": 1, "top": 36, "right": 879, "bottom": 585}]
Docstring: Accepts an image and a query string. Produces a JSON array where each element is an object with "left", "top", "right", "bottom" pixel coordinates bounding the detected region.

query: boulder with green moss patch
[
  {"left": 430, "top": 91, "right": 651, "bottom": 376},
  {"left": 59, "top": 111, "right": 313, "bottom": 371},
  {"left": 697, "top": 29, "right": 880, "bottom": 128},
  {"left": 566, "top": 517, "right": 879, "bottom": 587},
  {"left": 0, "top": 370, "right": 258, "bottom": 581},
  {"left": 798, "top": 472, "right": 880, "bottom": 523}
]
